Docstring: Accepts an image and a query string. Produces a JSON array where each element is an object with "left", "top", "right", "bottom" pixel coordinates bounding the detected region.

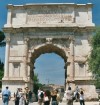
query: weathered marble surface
[{"left": 2, "top": 3, "right": 98, "bottom": 100}]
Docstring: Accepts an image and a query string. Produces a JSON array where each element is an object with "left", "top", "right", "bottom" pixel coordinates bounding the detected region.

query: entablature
[
  {"left": 5, "top": 3, "right": 95, "bottom": 28},
  {"left": 3, "top": 26, "right": 95, "bottom": 34}
]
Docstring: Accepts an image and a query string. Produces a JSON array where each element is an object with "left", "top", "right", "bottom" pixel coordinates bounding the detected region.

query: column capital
[
  {"left": 5, "top": 37, "right": 10, "bottom": 43},
  {"left": 69, "top": 36, "right": 75, "bottom": 42}
]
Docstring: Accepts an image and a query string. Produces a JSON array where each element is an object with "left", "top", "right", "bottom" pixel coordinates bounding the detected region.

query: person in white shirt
[
  {"left": 79, "top": 91, "right": 85, "bottom": 105},
  {"left": 19, "top": 88, "right": 25, "bottom": 105},
  {"left": 65, "top": 87, "right": 73, "bottom": 105},
  {"left": 38, "top": 88, "right": 44, "bottom": 105}
]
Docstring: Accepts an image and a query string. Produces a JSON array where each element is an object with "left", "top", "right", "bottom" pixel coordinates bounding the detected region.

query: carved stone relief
[
  {"left": 29, "top": 38, "right": 70, "bottom": 50},
  {"left": 52, "top": 38, "right": 70, "bottom": 48},
  {"left": 29, "top": 38, "right": 46, "bottom": 49}
]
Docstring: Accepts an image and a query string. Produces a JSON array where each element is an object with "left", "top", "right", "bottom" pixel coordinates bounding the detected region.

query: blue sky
[{"left": 0, "top": 0, "right": 100, "bottom": 85}]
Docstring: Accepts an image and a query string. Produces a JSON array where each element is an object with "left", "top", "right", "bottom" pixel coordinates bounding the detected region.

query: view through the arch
[{"left": 34, "top": 53, "right": 65, "bottom": 86}]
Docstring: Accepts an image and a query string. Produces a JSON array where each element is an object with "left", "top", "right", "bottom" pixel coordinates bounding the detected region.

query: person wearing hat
[{"left": 2, "top": 86, "right": 11, "bottom": 105}]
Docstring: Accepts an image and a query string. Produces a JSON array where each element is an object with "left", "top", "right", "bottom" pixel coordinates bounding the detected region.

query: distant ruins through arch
[{"left": 2, "top": 3, "right": 98, "bottom": 99}]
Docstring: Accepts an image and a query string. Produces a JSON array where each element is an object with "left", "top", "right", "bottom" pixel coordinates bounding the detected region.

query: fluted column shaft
[
  {"left": 23, "top": 38, "right": 29, "bottom": 79},
  {"left": 4, "top": 38, "right": 10, "bottom": 77},
  {"left": 70, "top": 39, "right": 74, "bottom": 80}
]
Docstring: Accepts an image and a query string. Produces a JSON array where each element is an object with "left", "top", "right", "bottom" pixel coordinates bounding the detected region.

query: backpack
[{"left": 40, "top": 92, "right": 44, "bottom": 98}]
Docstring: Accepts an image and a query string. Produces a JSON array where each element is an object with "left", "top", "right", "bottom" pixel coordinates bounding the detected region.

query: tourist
[
  {"left": 2, "top": 86, "right": 11, "bottom": 105},
  {"left": 14, "top": 88, "right": 20, "bottom": 105},
  {"left": 44, "top": 90, "right": 50, "bottom": 105},
  {"left": 28, "top": 90, "right": 32, "bottom": 103},
  {"left": 65, "top": 87, "right": 73, "bottom": 105},
  {"left": 38, "top": 88, "right": 44, "bottom": 105},
  {"left": 75, "top": 86, "right": 80, "bottom": 102},
  {"left": 24, "top": 87, "right": 30, "bottom": 105},
  {"left": 56, "top": 90, "right": 61, "bottom": 105},
  {"left": 51, "top": 90, "right": 58, "bottom": 105},
  {"left": 19, "top": 88, "right": 25, "bottom": 105},
  {"left": 79, "top": 90, "right": 85, "bottom": 105}
]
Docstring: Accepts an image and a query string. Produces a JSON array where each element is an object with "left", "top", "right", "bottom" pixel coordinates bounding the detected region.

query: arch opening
[
  {"left": 34, "top": 53, "right": 65, "bottom": 85},
  {"left": 29, "top": 44, "right": 68, "bottom": 90}
]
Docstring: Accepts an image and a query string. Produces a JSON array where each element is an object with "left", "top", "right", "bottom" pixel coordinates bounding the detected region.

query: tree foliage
[
  {"left": 0, "top": 31, "right": 5, "bottom": 47},
  {"left": 0, "top": 60, "right": 4, "bottom": 87},
  {"left": 0, "top": 30, "right": 5, "bottom": 87},
  {"left": 88, "top": 29, "right": 100, "bottom": 88},
  {"left": 33, "top": 73, "right": 43, "bottom": 96}
]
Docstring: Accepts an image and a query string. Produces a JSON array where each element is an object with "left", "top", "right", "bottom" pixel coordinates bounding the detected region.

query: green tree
[
  {"left": 33, "top": 74, "right": 43, "bottom": 96},
  {"left": 0, "top": 60, "right": 4, "bottom": 87},
  {"left": 0, "top": 31, "right": 5, "bottom": 88},
  {"left": 0, "top": 31, "right": 5, "bottom": 46},
  {"left": 88, "top": 29, "right": 100, "bottom": 88}
]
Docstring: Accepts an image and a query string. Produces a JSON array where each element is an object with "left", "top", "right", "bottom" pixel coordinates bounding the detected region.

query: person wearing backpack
[{"left": 38, "top": 88, "right": 44, "bottom": 105}]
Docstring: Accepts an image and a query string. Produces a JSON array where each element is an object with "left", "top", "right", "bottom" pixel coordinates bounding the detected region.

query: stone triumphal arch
[{"left": 2, "top": 3, "right": 98, "bottom": 99}]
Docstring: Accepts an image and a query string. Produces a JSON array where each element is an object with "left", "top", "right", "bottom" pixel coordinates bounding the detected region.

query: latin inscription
[
  {"left": 27, "top": 14, "right": 73, "bottom": 24},
  {"left": 26, "top": 6, "right": 74, "bottom": 24}
]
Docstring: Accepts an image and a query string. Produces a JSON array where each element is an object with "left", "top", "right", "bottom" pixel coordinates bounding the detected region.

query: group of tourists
[
  {"left": 64, "top": 86, "right": 85, "bottom": 105},
  {"left": 37, "top": 88, "right": 61, "bottom": 105},
  {"left": 1, "top": 86, "right": 85, "bottom": 105},
  {"left": 2, "top": 86, "right": 32, "bottom": 105},
  {"left": 14, "top": 87, "right": 32, "bottom": 105},
  {"left": 37, "top": 86, "right": 85, "bottom": 105}
]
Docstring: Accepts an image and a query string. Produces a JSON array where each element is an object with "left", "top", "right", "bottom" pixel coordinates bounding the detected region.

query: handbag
[
  {"left": 44, "top": 96, "right": 49, "bottom": 101},
  {"left": 72, "top": 96, "right": 75, "bottom": 100}
]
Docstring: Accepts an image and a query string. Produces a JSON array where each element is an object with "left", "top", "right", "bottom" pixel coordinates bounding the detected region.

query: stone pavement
[{"left": 0, "top": 101, "right": 99, "bottom": 105}]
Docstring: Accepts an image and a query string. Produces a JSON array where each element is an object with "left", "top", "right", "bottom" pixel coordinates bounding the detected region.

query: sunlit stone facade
[{"left": 2, "top": 3, "right": 98, "bottom": 100}]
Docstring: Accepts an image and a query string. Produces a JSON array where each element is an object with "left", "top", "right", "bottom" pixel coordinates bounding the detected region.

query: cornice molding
[{"left": 7, "top": 3, "right": 93, "bottom": 10}]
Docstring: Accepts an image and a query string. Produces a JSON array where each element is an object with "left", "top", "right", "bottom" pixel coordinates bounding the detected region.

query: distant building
[{"left": 42, "top": 84, "right": 53, "bottom": 91}]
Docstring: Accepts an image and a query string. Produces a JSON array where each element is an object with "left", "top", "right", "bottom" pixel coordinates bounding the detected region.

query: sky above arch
[{"left": 0, "top": 0, "right": 100, "bottom": 85}]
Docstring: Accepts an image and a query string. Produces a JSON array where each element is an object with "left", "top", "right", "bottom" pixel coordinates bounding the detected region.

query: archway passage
[{"left": 29, "top": 44, "right": 68, "bottom": 90}]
